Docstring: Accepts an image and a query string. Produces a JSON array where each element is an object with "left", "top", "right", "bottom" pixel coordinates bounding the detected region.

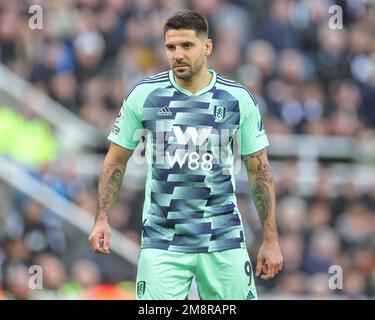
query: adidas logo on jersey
[{"left": 157, "top": 106, "right": 172, "bottom": 116}]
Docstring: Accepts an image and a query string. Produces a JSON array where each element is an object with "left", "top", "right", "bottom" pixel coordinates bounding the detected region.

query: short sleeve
[
  {"left": 239, "top": 92, "right": 269, "bottom": 155},
  {"left": 107, "top": 88, "right": 143, "bottom": 150}
]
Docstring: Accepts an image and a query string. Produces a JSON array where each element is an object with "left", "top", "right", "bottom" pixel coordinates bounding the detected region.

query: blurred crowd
[{"left": 0, "top": 0, "right": 374, "bottom": 299}]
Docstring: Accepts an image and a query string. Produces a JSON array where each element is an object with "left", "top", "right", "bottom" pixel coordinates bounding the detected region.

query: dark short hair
[{"left": 163, "top": 10, "right": 208, "bottom": 38}]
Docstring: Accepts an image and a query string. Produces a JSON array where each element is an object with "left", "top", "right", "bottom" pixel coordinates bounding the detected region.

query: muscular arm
[
  {"left": 95, "top": 143, "right": 133, "bottom": 221},
  {"left": 242, "top": 148, "right": 283, "bottom": 279},
  {"left": 89, "top": 143, "right": 133, "bottom": 254},
  {"left": 242, "top": 148, "right": 277, "bottom": 241}
]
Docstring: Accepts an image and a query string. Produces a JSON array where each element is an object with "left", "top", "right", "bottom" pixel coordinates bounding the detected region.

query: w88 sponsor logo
[{"left": 166, "top": 150, "right": 213, "bottom": 171}]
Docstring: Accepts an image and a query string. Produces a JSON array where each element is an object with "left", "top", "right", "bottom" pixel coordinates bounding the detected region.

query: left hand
[
  {"left": 256, "top": 240, "right": 283, "bottom": 280},
  {"left": 88, "top": 217, "right": 111, "bottom": 254}
]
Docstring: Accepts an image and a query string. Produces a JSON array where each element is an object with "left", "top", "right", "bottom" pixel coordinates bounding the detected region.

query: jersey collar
[{"left": 168, "top": 69, "right": 217, "bottom": 96}]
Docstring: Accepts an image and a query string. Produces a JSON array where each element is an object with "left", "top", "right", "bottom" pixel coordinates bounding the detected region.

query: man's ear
[{"left": 205, "top": 39, "right": 213, "bottom": 56}]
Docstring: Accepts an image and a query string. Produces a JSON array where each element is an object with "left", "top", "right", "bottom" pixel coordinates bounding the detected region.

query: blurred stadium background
[{"left": 0, "top": 0, "right": 374, "bottom": 300}]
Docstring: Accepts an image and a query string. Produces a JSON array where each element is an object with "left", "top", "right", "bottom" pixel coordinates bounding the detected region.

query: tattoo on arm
[
  {"left": 97, "top": 164, "right": 125, "bottom": 219},
  {"left": 243, "top": 150, "right": 273, "bottom": 225}
]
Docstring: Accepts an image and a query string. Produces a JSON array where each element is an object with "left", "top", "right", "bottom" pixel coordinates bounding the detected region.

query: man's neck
[{"left": 174, "top": 67, "right": 212, "bottom": 95}]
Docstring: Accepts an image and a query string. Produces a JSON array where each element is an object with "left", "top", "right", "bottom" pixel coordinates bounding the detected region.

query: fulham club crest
[{"left": 214, "top": 105, "right": 227, "bottom": 122}]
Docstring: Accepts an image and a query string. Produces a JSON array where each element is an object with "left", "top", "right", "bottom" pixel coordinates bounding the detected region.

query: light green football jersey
[{"left": 108, "top": 69, "right": 269, "bottom": 253}]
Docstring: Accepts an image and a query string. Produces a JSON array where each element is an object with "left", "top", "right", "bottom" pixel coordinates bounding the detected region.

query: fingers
[
  {"left": 88, "top": 232, "right": 102, "bottom": 253},
  {"left": 103, "top": 229, "right": 111, "bottom": 253},
  {"left": 261, "top": 264, "right": 275, "bottom": 280},
  {"left": 255, "top": 256, "right": 265, "bottom": 277},
  {"left": 256, "top": 242, "right": 284, "bottom": 280},
  {"left": 88, "top": 230, "right": 110, "bottom": 254},
  {"left": 256, "top": 254, "right": 283, "bottom": 280},
  {"left": 258, "top": 261, "right": 283, "bottom": 280}
]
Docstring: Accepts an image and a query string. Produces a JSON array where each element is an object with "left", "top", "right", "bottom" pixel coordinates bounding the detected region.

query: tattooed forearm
[
  {"left": 96, "top": 164, "right": 125, "bottom": 220},
  {"left": 252, "top": 178, "right": 272, "bottom": 225},
  {"left": 243, "top": 149, "right": 278, "bottom": 242},
  {"left": 243, "top": 149, "right": 276, "bottom": 231}
]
